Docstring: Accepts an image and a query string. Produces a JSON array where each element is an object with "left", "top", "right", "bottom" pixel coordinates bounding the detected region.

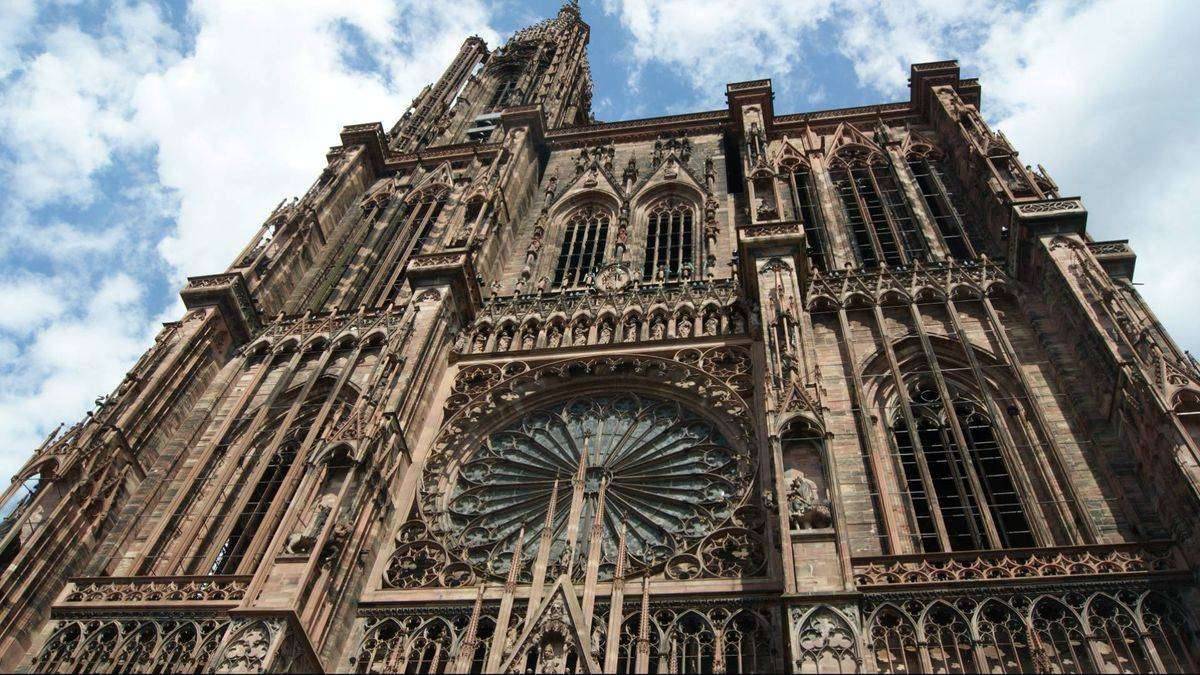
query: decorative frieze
[
  {"left": 60, "top": 575, "right": 250, "bottom": 607},
  {"left": 453, "top": 278, "right": 747, "bottom": 357},
  {"left": 852, "top": 542, "right": 1181, "bottom": 589}
]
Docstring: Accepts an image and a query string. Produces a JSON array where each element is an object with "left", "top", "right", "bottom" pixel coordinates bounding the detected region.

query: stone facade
[{"left": 3, "top": 3, "right": 1199, "bottom": 672}]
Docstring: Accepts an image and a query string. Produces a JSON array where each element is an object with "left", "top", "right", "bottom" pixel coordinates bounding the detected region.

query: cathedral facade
[{"left": 3, "top": 4, "right": 1200, "bottom": 672}]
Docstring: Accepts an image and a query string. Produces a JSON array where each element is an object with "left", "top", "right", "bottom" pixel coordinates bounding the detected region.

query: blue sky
[{"left": 1, "top": 0, "right": 1198, "bottom": 479}]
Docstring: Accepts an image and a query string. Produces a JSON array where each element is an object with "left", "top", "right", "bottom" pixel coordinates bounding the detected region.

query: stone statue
[
  {"left": 599, "top": 322, "right": 613, "bottom": 343},
  {"left": 785, "top": 468, "right": 832, "bottom": 530},
  {"left": 521, "top": 331, "right": 536, "bottom": 350},
  {"left": 677, "top": 317, "right": 693, "bottom": 338},
  {"left": 285, "top": 493, "right": 337, "bottom": 555},
  {"left": 650, "top": 319, "right": 665, "bottom": 340},
  {"left": 547, "top": 325, "right": 562, "bottom": 348},
  {"left": 704, "top": 313, "right": 719, "bottom": 335}
]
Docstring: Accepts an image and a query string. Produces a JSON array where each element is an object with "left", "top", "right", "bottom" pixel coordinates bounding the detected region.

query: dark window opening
[
  {"left": 553, "top": 205, "right": 610, "bottom": 288},
  {"left": 909, "top": 157, "right": 974, "bottom": 260},
  {"left": 784, "top": 165, "right": 829, "bottom": 272},
  {"left": 642, "top": 198, "right": 695, "bottom": 281}
]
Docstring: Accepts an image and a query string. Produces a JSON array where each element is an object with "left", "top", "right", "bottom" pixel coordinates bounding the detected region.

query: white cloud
[
  {"left": 141, "top": 0, "right": 500, "bottom": 283},
  {"left": 0, "top": 0, "right": 503, "bottom": 479},
  {"left": 601, "top": 0, "right": 834, "bottom": 107},
  {"left": 0, "top": 277, "right": 67, "bottom": 333},
  {"left": 0, "top": 3, "right": 180, "bottom": 207},
  {"left": 0, "top": 273, "right": 155, "bottom": 480},
  {"left": 975, "top": 0, "right": 1200, "bottom": 350},
  {"left": 0, "top": 0, "right": 37, "bottom": 79}
]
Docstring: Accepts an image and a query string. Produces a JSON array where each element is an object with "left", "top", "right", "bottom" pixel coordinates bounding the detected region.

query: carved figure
[
  {"left": 624, "top": 317, "right": 640, "bottom": 342},
  {"left": 572, "top": 322, "right": 589, "bottom": 345},
  {"left": 285, "top": 493, "right": 337, "bottom": 555},
  {"left": 785, "top": 468, "right": 832, "bottom": 530},
  {"left": 650, "top": 318, "right": 666, "bottom": 340},
  {"left": 677, "top": 317, "right": 693, "bottom": 338}
]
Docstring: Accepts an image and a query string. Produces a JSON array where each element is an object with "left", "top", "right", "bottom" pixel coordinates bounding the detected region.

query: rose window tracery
[{"left": 434, "top": 393, "right": 752, "bottom": 580}]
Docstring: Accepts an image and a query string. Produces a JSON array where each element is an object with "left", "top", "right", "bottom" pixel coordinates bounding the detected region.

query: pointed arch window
[
  {"left": 782, "top": 162, "right": 830, "bottom": 272},
  {"left": 553, "top": 204, "right": 610, "bottom": 288},
  {"left": 907, "top": 153, "right": 975, "bottom": 260},
  {"left": 489, "top": 69, "right": 522, "bottom": 111},
  {"left": 830, "top": 151, "right": 926, "bottom": 269},
  {"left": 410, "top": 188, "right": 450, "bottom": 254},
  {"left": 890, "top": 382, "right": 1035, "bottom": 553},
  {"left": 367, "top": 187, "right": 449, "bottom": 306},
  {"left": 641, "top": 197, "right": 696, "bottom": 281}
]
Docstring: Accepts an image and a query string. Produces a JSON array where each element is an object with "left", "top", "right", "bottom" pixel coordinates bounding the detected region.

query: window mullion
[
  {"left": 850, "top": 173, "right": 887, "bottom": 267},
  {"left": 928, "top": 159, "right": 977, "bottom": 259},
  {"left": 868, "top": 166, "right": 912, "bottom": 266}
]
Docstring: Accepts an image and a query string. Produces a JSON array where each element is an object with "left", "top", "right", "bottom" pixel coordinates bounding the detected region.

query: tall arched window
[
  {"left": 907, "top": 152, "right": 975, "bottom": 260},
  {"left": 410, "top": 188, "right": 449, "bottom": 255},
  {"left": 830, "top": 151, "right": 926, "bottom": 269},
  {"left": 641, "top": 197, "right": 696, "bottom": 281},
  {"left": 782, "top": 163, "right": 830, "bottom": 272},
  {"left": 365, "top": 187, "right": 449, "bottom": 306},
  {"left": 890, "top": 381, "right": 1034, "bottom": 552},
  {"left": 553, "top": 204, "right": 610, "bottom": 288},
  {"left": 489, "top": 70, "right": 521, "bottom": 111}
]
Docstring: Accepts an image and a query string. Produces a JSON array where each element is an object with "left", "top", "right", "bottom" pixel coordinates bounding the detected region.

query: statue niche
[{"left": 781, "top": 424, "right": 832, "bottom": 531}]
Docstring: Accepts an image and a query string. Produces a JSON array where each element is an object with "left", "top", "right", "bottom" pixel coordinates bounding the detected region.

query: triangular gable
[
  {"left": 898, "top": 126, "right": 941, "bottom": 158},
  {"left": 771, "top": 135, "right": 808, "bottom": 169},
  {"left": 554, "top": 161, "right": 625, "bottom": 212},
  {"left": 630, "top": 153, "right": 708, "bottom": 204},
  {"left": 498, "top": 575, "right": 602, "bottom": 674},
  {"left": 409, "top": 161, "right": 456, "bottom": 195},
  {"left": 826, "top": 122, "right": 883, "bottom": 161},
  {"left": 359, "top": 176, "right": 398, "bottom": 210}
]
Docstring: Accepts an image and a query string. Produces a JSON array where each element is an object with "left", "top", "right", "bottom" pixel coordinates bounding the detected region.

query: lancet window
[
  {"left": 782, "top": 162, "right": 830, "bottom": 272},
  {"left": 0, "top": 473, "right": 42, "bottom": 541},
  {"left": 552, "top": 204, "right": 610, "bottom": 288},
  {"left": 890, "top": 381, "right": 1035, "bottom": 553},
  {"left": 907, "top": 153, "right": 975, "bottom": 260},
  {"left": 0, "top": 472, "right": 45, "bottom": 570},
  {"left": 488, "top": 64, "right": 525, "bottom": 111},
  {"left": 410, "top": 188, "right": 450, "bottom": 255},
  {"left": 360, "top": 186, "right": 450, "bottom": 307},
  {"left": 134, "top": 369, "right": 357, "bottom": 576},
  {"left": 830, "top": 151, "right": 926, "bottom": 269},
  {"left": 641, "top": 197, "right": 696, "bottom": 281}
]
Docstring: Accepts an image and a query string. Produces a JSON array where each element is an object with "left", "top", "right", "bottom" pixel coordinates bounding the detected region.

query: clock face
[{"left": 439, "top": 393, "right": 752, "bottom": 580}]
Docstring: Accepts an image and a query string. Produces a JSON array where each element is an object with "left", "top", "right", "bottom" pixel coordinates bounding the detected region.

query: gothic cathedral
[{"left": 3, "top": 4, "right": 1199, "bottom": 673}]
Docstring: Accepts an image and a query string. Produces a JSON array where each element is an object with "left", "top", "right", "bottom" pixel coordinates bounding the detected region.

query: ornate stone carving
[{"left": 784, "top": 468, "right": 832, "bottom": 530}]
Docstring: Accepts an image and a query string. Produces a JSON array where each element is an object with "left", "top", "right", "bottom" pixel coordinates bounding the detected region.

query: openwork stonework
[
  {"left": 426, "top": 394, "right": 753, "bottom": 581},
  {"left": 8, "top": 4, "right": 1200, "bottom": 674}
]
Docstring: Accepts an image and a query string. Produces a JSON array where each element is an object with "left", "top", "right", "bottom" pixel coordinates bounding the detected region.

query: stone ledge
[
  {"left": 1089, "top": 239, "right": 1137, "bottom": 280},
  {"left": 852, "top": 541, "right": 1181, "bottom": 591},
  {"left": 179, "top": 273, "right": 259, "bottom": 345}
]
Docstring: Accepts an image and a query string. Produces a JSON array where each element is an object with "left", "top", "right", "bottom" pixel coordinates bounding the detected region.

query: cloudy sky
[{"left": 0, "top": 0, "right": 1197, "bottom": 478}]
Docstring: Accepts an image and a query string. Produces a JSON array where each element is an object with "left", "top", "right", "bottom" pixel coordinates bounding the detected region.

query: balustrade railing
[{"left": 852, "top": 542, "right": 1180, "bottom": 589}]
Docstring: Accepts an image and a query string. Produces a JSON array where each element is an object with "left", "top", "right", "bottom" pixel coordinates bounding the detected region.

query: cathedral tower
[{"left": 4, "top": 6, "right": 1200, "bottom": 673}]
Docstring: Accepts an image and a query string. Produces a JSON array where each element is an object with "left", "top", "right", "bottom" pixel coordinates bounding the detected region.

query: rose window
[{"left": 440, "top": 394, "right": 751, "bottom": 580}]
